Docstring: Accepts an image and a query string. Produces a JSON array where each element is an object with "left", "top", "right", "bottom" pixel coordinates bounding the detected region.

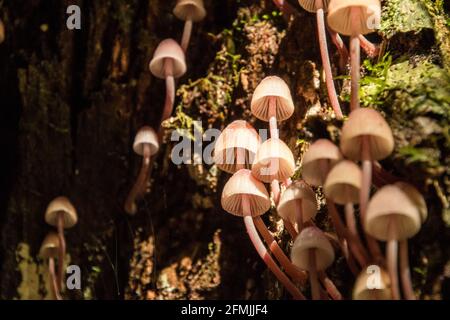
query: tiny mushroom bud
[
  {"left": 291, "top": 226, "right": 335, "bottom": 299},
  {"left": 125, "top": 126, "right": 159, "bottom": 215},
  {"left": 213, "top": 120, "right": 261, "bottom": 173},
  {"left": 45, "top": 196, "right": 78, "bottom": 291},
  {"left": 173, "top": 0, "right": 206, "bottom": 52},
  {"left": 277, "top": 180, "right": 317, "bottom": 232},
  {"left": 302, "top": 139, "right": 342, "bottom": 186},
  {"left": 149, "top": 39, "right": 187, "bottom": 124},
  {"left": 353, "top": 267, "right": 391, "bottom": 300},
  {"left": 40, "top": 232, "right": 62, "bottom": 300}
]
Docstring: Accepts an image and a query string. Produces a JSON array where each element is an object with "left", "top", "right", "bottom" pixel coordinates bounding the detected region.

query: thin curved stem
[
  {"left": 57, "top": 212, "right": 66, "bottom": 292},
  {"left": 49, "top": 258, "right": 62, "bottom": 300},
  {"left": 271, "top": 180, "right": 281, "bottom": 206},
  {"left": 124, "top": 144, "right": 151, "bottom": 215},
  {"left": 344, "top": 203, "right": 367, "bottom": 261},
  {"left": 242, "top": 195, "right": 306, "bottom": 300},
  {"left": 400, "top": 240, "right": 416, "bottom": 300},
  {"left": 319, "top": 271, "right": 342, "bottom": 300},
  {"left": 254, "top": 217, "right": 307, "bottom": 284},
  {"left": 309, "top": 249, "right": 321, "bottom": 300},
  {"left": 387, "top": 218, "right": 401, "bottom": 300},
  {"left": 283, "top": 219, "right": 298, "bottom": 239},
  {"left": 268, "top": 97, "right": 279, "bottom": 139},
  {"left": 162, "top": 59, "right": 175, "bottom": 124},
  {"left": 316, "top": 7, "right": 344, "bottom": 119},
  {"left": 359, "top": 35, "right": 380, "bottom": 58},
  {"left": 327, "top": 28, "right": 349, "bottom": 70},
  {"left": 181, "top": 19, "right": 193, "bottom": 52},
  {"left": 350, "top": 8, "right": 361, "bottom": 111}
]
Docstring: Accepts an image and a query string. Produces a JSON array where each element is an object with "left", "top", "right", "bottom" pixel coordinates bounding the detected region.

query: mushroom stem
[
  {"left": 162, "top": 59, "right": 175, "bottom": 124},
  {"left": 327, "top": 28, "right": 349, "bottom": 70},
  {"left": 268, "top": 97, "right": 279, "bottom": 139},
  {"left": 309, "top": 249, "right": 321, "bottom": 300},
  {"left": 254, "top": 217, "right": 307, "bottom": 284},
  {"left": 387, "top": 218, "right": 401, "bottom": 300},
  {"left": 271, "top": 180, "right": 281, "bottom": 205},
  {"left": 318, "top": 271, "right": 342, "bottom": 300},
  {"left": 56, "top": 212, "right": 66, "bottom": 292},
  {"left": 242, "top": 195, "right": 305, "bottom": 300},
  {"left": 124, "top": 144, "right": 151, "bottom": 215},
  {"left": 316, "top": 4, "right": 344, "bottom": 119},
  {"left": 400, "top": 240, "right": 416, "bottom": 300},
  {"left": 359, "top": 35, "right": 380, "bottom": 58},
  {"left": 350, "top": 7, "right": 361, "bottom": 111},
  {"left": 295, "top": 199, "right": 304, "bottom": 233},
  {"left": 181, "top": 18, "right": 193, "bottom": 52},
  {"left": 344, "top": 203, "right": 366, "bottom": 259},
  {"left": 49, "top": 257, "right": 62, "bottom": 300},
  {"left": 284, "top": 219, "right": 298, "bottom": 239}
]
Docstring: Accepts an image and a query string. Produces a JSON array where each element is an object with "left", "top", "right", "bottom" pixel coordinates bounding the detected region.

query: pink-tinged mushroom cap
[
  {"left": 251, "top": 138, "right": 296, "bottom": 183},
  {"left": 45, "top": 197, "right": 78, "bottom": 229},
  {"left": 291, "top": 226, "right": 335, "bottom": 271},
  {"left": 340, "top": 108, "right": 394, "bottom": 161},
  {"left": 353, "top": 267, "right": 392, "bottom": 300},
  {"left": 174, "top": 0, "right": 206, "bottom": 22},
  {"left": 133, "top": 126, "right": 159, "bottom": 157},
  {"left": 221, "top": 169, "right": 271, "bottom": 217},
  {"left": 277, "top": 180, "right": 317, "bottom": 226},
  {"left": 213, "top": 120, "right": 262, "bottom": 174},
  {"left": 395, "top": 182, "right": 428, "bottom": 223},
  {"left": 302, "top": 139, "right": 342, "bottom": 186},
  {"left": 251, "top": 76, "right": 295, "bottom": 122},
  {"left": 149, "top": 39, "right": 187, "bottom": 79},
  {"left": 327, "top": 0, "right": 381, "bottom": 36},
  {"left": 39, "top": 232, "right": 60, "bottom": 259},
  {"left": 324, "top": 160, "right": 362, "bottom": 205},
  {"left": 298, "top": 0, "right": 331, "bottom": 12}
]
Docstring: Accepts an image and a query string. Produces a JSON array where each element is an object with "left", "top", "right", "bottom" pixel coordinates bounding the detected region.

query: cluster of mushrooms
[
  {"left": 124, "top": 0, "right": 206, "bottom": 214},
  {"left": 39, "top": 197, "right": 78, "bottom": 300},
  {"left": 214, "top": 0, "right": 429, "bottom": 300}
]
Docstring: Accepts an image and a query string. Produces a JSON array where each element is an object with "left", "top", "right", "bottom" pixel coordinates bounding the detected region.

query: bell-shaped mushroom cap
[
  {"left": 45, "top": 197, "right": 78, "bottom": 229},
  {"left": 251, "top": 138, "right": 296, "bottom": 183},
  {"left": 298, "top": 0, "right": 331, "bottom": 12},
  {"left": 302, "top": 139, "right": 342, "bottom": 186},
  {"left": 395, "top": 182, "right": 428, "bottom": 223},
  {"left": 149, "top": 39, "right": 187, "bottom": 79},
  {"left": 251, "top": 76, "right": 295, "bottom": 122},
  {"left": 221, "top": 169, "right": 271, "bottom": 217},
  {"left": 39, "top": 232, "right": 60, "bottom": 259},
  {"left": 327, "top": 0, "right": 381, "bottom": 36},
  {"left": 365, "top": 185, "right": 423, "bottom": 241},
  {"left": 291, "top": 226, "right": 335, "bottom": 271},
  {"left": 213, "top": 120, "right": 262, "bottom": 173},
  {"left": 277, "top": 180, "right": 317, "bottom": 225},
  {"left": 324, "top": 160, "right": 362, "bottom": 205},
  {"left": 173, "top": 0, "right": 206, "bottom": 22},
  {"left": 133, "top": 126, "right": 159, "bottom": 157},
  {"left": 340, "top": 108, "right": 394, "bottom": 161},
  {"left": 353, "top": 267, "right": 391, "bottom": 300}
]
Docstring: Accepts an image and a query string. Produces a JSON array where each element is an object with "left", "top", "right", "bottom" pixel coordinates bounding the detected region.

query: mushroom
[
  {"left": 45, "top": 197, "right": 78, "bottom": 291},
  {"left": 213, "top": 120, "right": 261, "bottom": 174},
  {"left": 340, "top": 108, "right": 394, "bottom": 262},
  {"left": 149, "top": 39, "right": 187, "bottom": 125},
  {"left": 324, "top": 160, "right": 369, "bottom": 267},
  {"left": 301, "top": 139, "right": 342, "bottom": 187},
  {"left": 221, "top": 169, "right": 305, "bottom": 299},
  {"left": 297, "top": 0, "right": 343, "bottom": 119},
  {"left": 125, "top": 126, "right": 159, "bottom": 215},
  {"left": 327, "top": 0, "right": 381, "bottom": 110},
  {"left": 365, "top": 184, "right": 426, "bottom": 300},
  {"left": 353, "top": 267, "right": 391, "bottom": 300},
  {"left": 173, "top": 0, "right": 206, "bottom": 52},
  {"left": 277, "top": 180, "right": 317, "bottom": 232},
  {"left": 291, "top": 226, "right": 335, "bottom": 299},
  {"left": 39, "top": 232, "right": 63, "bottom": 300}
]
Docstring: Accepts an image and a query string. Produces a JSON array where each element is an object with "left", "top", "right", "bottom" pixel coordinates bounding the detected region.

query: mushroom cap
[
  {"left": 149, "top": 39, "right": 187, "bottom": 79},
  {"left": 324, "top": 160, "right": 362, "bottom": 205},
  {"left": 353, "top": 267, "right": 391, "bottom": 300},
  {"left": 45, "top": 197, "right": 78, "bottom": 228},
  {"left": 277, "top": 180, "right": 317, "bottom": 225},
  {"left": 298, "top": 0, "right": 331, "bottom": 12},
  {"left": 365, "top": 185, "right": 423, "bottom": 241},
  {"left": 251, "top": 138, "right": 296, "bottom": 183},
  {"left": 327, "top": 0, "right": 381, "bottom": 36},
  {"left": 173, "top": 0, "right": 206, "bottom": 22},
  {"left": 395, "top": 182, "right": 428, "bottom": 223},
  {"left": 213, "top": 120, "right": 262, "bottom": 173},
  {"left": 39, "top": 232, "right": 60, "bottom": 259},
  {"left": 221, "top": 169, "right": 271, "bottom": 217},
  {"left": 133, "top": 126, "right": 159, "bottom": 157},
  {"left": 302, "top": 139, "right": 342, "bottom": 186},
  {"left": 340, "top": 108, "right": 394, "bottom": 161},
  {"left": 291, "top": 226, "right": 335, "bottom": 271},
  {"left": 251, "top": 76, "right": 295, "bottom": 122}
]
